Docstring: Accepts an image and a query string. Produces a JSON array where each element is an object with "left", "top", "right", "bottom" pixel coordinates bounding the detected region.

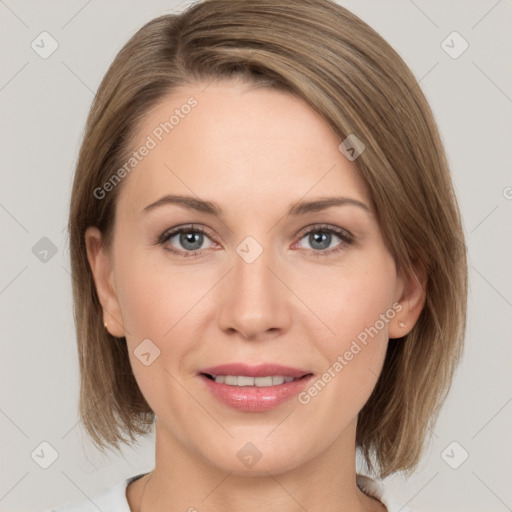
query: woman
[{"left": 48, "top": 0, "right": 467, "bottom": 510}]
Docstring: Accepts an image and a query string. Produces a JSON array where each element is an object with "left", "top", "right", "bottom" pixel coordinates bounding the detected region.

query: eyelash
[{"left": 157, "top": 223, "right": 354, "bottom": 259}]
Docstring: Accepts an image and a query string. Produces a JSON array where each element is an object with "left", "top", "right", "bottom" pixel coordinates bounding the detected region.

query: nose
[{"left": 217, "top": 241, "right": 292, "bottom": 341}]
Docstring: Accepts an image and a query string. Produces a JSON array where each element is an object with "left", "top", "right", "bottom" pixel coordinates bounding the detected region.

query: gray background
[{"left": 1, "top": 1, "right": 511, "bottom": 511}]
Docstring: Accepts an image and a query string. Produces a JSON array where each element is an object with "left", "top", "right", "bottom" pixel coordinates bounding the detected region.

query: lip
[{"left": 198, "top": 363, "right": 313, "bottom": 412}]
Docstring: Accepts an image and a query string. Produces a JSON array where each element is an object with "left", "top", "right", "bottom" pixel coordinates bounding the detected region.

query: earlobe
[
  {"left": 389, "top": 265, "right": 427, "bottom": 340},
  {"left": 84, "top": 227, "right": 125, "bottom": 338}
]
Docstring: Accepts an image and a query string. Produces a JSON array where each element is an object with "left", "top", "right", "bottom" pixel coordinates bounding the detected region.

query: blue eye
[
  {"left": 296, "top": 224, "right": 354, "bottom": 257},
  {"left": 158, "top": 225, "right": 214, "bottom": 257}
]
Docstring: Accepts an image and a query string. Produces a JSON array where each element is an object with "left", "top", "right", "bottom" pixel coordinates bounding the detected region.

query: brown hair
[{"left": 68, "top": 0, "right": 468, "bottom": 478}]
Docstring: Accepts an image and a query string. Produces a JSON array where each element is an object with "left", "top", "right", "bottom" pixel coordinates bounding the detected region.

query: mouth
[
  {"left": 200, "top": 373, "right": 312, "bottom": 387},
  {"left": 197, "top": 363, "right": 314, "bottom": 412}
]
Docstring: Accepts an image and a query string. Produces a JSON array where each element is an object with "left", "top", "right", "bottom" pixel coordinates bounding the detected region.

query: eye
[
  {"left": 158, "top": 225, "right": 216, "bottom": 257},
  {"left": 294, "top": 224, "right": 354, "bottom": 257}
]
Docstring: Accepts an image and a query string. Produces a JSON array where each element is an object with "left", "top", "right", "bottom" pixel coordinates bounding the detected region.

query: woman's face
[{"left": 87, "top": 79, "right": 414, "bottom": 475}]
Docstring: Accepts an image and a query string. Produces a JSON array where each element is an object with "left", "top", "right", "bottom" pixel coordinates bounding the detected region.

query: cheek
[
  {"left": 114, "top": 243, "right": 208, "bottom": 335},
  {"left": 295, "top": 255, "right": 397, "bottom": 403},
  {"left": 302, "top": 251, "right": 397, "bottom": 343},
  {"left": 324, "top": 274, "right": 395, "bottom": 352},
  {"left": 112, "top": 248, "right": 210, "bottom": 415},
  {"left": 113, "top": 245, "right": 221, "bottom": 386}
]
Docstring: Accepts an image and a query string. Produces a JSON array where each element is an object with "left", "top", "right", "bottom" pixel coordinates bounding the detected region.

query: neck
[{"left": 128, "top": 417, "right": 385, "bottom": 512}]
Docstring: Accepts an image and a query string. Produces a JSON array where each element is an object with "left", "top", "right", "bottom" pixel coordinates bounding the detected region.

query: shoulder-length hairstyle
[{"left": 68, "top": 0, "right": 467, "bottom": 479}]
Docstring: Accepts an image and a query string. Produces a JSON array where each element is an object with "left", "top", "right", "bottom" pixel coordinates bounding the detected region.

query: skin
[{"left": 86, "top": 78, "right": 426, "bottom": 512}]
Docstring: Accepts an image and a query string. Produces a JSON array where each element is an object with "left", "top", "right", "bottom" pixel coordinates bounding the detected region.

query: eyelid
[
  {"left": 157, "top": 223, "right": 217, "bottom": 245},
  {"left": 296, "top": 223, "right": 353, "bottom": 242}
]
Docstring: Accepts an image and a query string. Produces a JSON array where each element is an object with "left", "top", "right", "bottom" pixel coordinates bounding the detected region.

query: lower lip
[{"left": 199, "top": 374, "right": 313, "bottom": 412}]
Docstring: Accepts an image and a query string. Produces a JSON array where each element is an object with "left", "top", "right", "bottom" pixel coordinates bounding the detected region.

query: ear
[
  {"left": 84, "top": 226, "right": 125, "bottom": 338},
  {"left": 388, "top": 262, "right": 427, "bottom": 339}
]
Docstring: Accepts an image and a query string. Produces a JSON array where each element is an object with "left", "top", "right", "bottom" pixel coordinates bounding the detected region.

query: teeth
[{"left": 212, "top": 375, "right": 297, "bottom": 386}]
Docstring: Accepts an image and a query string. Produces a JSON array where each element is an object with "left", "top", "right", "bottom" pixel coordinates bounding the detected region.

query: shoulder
[
  {"left": 45, "top": 473, "right": 147, "bottom": 512},
  {"left": 356, "top": 474, "right": 417, "bottom": 512}
]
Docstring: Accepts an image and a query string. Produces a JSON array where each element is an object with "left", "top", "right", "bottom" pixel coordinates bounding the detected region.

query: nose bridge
[
  {"left": 217, "top": 234, "right": 290, "bottom": 339},
  {"left": 235, "top": 236, "right": 275, "bottom": 295}
]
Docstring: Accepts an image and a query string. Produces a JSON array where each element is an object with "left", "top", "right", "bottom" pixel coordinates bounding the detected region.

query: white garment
[{"left": 46, "top": 473, "right": 416, "bottom": 512}]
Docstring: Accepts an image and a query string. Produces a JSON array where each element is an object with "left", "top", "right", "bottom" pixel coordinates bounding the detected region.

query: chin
[{"left": 197, "top": 436, "right": 309, "bottom": 477}]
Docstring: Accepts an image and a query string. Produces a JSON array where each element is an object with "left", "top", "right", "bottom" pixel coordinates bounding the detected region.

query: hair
[{"left": 68, "top": 0, "right": 468, "bottom": 479}]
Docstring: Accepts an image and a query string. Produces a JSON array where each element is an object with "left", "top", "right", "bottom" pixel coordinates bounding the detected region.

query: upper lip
[{"left": 199, "top": 363, "right": 312, "bottom": 378}]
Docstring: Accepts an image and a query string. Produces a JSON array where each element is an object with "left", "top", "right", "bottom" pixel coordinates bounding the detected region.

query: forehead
[{"left": 117, "top": 80, "right": 371, "bottom": 216}]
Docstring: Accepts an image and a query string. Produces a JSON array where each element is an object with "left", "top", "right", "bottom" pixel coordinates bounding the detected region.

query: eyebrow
[{"left": 142, "top": 194, "right": 371, "bottom": 217}]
